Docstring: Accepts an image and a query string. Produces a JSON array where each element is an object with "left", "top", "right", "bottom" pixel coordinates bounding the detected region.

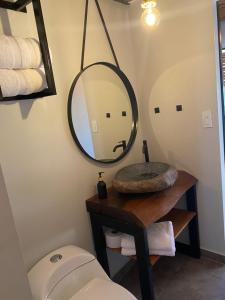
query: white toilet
[{"left": 28, "top": 245, "right": 137, "bottom": 300}]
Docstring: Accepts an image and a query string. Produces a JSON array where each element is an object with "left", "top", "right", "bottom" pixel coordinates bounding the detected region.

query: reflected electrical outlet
[
  {"left": 91, "top": 120, "right": 98, "bottom": 133},
  {"left": 154, "top": 107, "right": 160, "bottom": 114}
]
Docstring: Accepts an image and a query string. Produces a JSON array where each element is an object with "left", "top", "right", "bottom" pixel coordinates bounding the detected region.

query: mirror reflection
[{"left": 70, "top": 64, "right": 134, "bottom": 162}]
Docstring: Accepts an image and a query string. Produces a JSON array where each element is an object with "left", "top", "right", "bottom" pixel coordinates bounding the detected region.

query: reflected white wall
[{"left": 72, "top": 78, "right": 95, "bottom": 158}]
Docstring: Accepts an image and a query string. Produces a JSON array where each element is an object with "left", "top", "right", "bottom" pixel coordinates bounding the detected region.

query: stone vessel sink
[{"left": 112, "top": 162, "right": 178, "bottom": 194}]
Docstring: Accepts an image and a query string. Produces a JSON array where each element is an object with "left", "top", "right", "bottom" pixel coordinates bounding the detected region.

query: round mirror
[{"left": 68, "top": 62, "right": 138, "bottom": 164}]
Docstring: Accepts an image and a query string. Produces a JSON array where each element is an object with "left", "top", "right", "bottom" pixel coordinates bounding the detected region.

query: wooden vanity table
[{"left": 86, "top": 171, "right": 200, "bottom": 300}]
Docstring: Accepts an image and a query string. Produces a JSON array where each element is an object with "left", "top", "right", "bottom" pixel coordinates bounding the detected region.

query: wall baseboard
[{"left": 201, "top": 249, "right": 225, "bottom": 264}]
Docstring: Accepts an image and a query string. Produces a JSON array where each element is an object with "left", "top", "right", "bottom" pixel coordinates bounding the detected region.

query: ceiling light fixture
[{"left": 141, "top": 0, "right": 160, "bottom": 28}]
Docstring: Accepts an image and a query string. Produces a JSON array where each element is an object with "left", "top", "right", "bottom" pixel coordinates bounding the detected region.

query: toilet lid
[{"left": 69, "top": 278, "right": 137, "bottom": 300}]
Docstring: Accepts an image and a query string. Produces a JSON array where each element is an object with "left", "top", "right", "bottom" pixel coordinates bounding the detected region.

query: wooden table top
[{"left": 86, "top": 171, "right": 197, "bottom": 229}]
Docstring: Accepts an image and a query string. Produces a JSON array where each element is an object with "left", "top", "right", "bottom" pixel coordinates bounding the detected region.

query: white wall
[
  {"left": 0, "top": 165, "right": 32, "bottom": 300},
  {"left": 129, "top": 0, "right": 225, "bottom": 255},
  {"left": 1, "top": 0, "right": 225, "bottom": 281},
  {"left": 0, "top": 0, "right": 143, "bottom": 272}
]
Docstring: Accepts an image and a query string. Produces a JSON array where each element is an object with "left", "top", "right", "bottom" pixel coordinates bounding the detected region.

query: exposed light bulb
[{"left": 141, "top": 1, "right": 160, "bottom": 28}]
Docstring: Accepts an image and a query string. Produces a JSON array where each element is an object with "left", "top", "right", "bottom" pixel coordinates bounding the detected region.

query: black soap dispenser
[{"left": 97, "top": 172, "right": 108, "bottom": 199}]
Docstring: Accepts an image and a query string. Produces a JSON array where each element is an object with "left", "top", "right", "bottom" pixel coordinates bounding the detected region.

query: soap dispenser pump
[{"left": 97, "top": 172, "right": 108, "bottom": 199}]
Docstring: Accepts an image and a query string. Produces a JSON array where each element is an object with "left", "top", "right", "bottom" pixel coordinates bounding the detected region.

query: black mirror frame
[{"left": 67, "top": 62, "right": 138, "bottom": 164}]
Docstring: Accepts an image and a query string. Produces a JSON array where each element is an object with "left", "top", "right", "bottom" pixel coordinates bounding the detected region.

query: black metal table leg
[
  {"left": 134, "top": 229, "right": 155, "bottom": 300},
  {"left": 186, "top": 185, "right": 201, "bottom": 258},
  {"left": 89, "top": 213, "right": 110, "bottom": 276}
]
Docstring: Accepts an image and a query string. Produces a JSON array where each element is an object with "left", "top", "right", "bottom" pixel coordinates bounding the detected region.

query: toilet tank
[{"left": 28, "top": 245, "right": 109, "bottom": 300}]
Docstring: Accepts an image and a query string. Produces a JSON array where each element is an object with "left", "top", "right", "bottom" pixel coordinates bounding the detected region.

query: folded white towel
[
  {"left": 0, "top": 35, "right": 42, "bottom": 69},
  {"left": 121, "top": 247, "right": 175, "bottom": 257},
  {"left": 121, "top": 221, "right": 176, "bottom": 257},
  {"left": 0, "top": 69, "right": 46, "bottom": 97}
]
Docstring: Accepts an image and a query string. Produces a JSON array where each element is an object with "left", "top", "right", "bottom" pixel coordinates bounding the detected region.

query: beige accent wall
[
  {"left": 0, "top": 165, "right": 32, "bottom": 300},
  {"left": 129, "top": 0, "right": 225, "bottom": 254},
  {"left": 0, "top": 0, "right": 142, "bottom": 272}
]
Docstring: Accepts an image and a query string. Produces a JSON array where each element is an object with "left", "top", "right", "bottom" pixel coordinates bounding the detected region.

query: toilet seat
[{"left": 69, "top": 278, "right": 136, "bottom": 300}]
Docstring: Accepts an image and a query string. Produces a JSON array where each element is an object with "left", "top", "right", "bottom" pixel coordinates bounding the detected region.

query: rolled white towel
[
  {"left": 0, "top": 35, "right": 20, "bottom": 69},
  {"left": 0, "top": 69, "right": 46, "bottom": 97},
  {"left": 19, "top": 69, "right": 47, "bottom": 94},
  {"left": 0, "top": 70, "right": 20, "bottom": 97},
  {"left": 0, "top": 35, "right": 42, "bottom": 69},
  {"left": 29, "top": 39, "right": 42, "bottom": 68},
  {"left": 121, "top": 221, "right": 176, "bottom": 257},
  {"left": 16, "top": 71, "right": 29, "bottom": 95},
  {"left": 15, "top": 37, "right": 37, "bottom": 69},
  {"left": 16, "top": 37, "right": 42, "bottom": 69}
]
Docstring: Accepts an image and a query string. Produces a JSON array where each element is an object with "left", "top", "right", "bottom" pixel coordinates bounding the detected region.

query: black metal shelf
[
  {"left": 0, "top": 0, "right": 31, "bottom": 12},
  {"left": 0, "top": 0, "right": 56, "bottom": 101},
  {"left": 1, "top": 89, "right": 54, "bottom": 101}
]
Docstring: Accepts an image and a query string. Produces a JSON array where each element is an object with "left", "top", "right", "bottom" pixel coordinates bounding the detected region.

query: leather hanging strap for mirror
[
  {"left": 81, "top": 0, "right": 120, "bottom": 71},
  {"left": 81, "top": 0, "right": 89, "bottom": 71},
  {"left": 95, "top": 0, "right": 120, "bottom": 69}
]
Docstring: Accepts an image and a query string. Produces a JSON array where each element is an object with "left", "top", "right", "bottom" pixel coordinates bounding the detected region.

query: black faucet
[
  {"left": 113, "top": 140, "right": 126, "bottom": 152},
  {"left": 143, "top": 140, "right": 150, "bottom": 162}
]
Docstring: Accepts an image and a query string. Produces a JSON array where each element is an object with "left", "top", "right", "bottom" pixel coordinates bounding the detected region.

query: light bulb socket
[{"left": 141, "top": 0, "right": 157, "bottom": 10}]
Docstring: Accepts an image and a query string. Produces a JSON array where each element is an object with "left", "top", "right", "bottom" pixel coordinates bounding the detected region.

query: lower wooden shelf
[{"left": 107, "top": 208, "right": 196, "bottom": 266}]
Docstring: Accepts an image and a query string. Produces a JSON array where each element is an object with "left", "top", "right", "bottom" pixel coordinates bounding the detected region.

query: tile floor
[{"left": 119, "top": 254, "right": 225, "bottom": 300}]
